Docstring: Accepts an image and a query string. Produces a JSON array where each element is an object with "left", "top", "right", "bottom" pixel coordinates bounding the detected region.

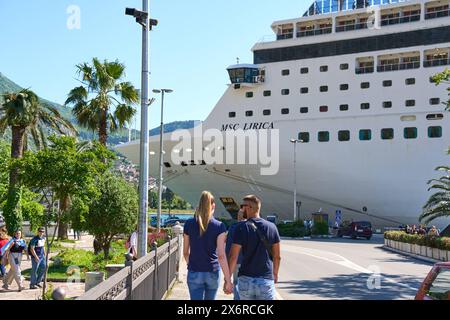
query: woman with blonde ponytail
[{"left": 183, "top": 191, "right": 233, "bottom": 300}]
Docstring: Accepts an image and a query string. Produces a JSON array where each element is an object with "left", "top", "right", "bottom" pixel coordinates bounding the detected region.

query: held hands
[{"left": 223, "top": 279, "right": 233, "bottom": 295}]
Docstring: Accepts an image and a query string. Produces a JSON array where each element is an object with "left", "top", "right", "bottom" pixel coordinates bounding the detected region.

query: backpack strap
[{"left": 246, "top": 218, "right": 273, "bottom": 261}]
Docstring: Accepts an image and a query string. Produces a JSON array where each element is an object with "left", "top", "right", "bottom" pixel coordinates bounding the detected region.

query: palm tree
[
  {"left": 421, "top": 166, "right": 450, "bottom": 225},
  {"left": 0, "top": 89, "right": 77, "bottom": 233},
  {"left": 65, "top": 58, "right": 139, "bottom": 145}
]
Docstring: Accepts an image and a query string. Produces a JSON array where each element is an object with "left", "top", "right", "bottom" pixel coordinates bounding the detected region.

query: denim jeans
[
  {"left": 0, "top": 255, "right": 5, "bottom": 276},
  {"left": 187, "top": 271, "right": 220, "bottom": 300},
  {"left": 30, "top": 256, "right": 46, "bottom": 286},
  {"left": 238, "top": 276, "right": 276, "bottom": 300},
  {"left": 232, "top": 264, "right": 241, "bottom": 300}
]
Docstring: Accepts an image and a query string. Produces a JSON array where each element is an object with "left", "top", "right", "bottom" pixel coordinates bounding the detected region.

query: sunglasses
[{"left": 240, "top": 204, "right": 251, "bottom": 209}]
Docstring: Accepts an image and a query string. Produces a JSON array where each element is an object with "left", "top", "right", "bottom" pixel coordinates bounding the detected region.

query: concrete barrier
[{"left": 385, "top": 239, "right": 449, "bottom": 263}]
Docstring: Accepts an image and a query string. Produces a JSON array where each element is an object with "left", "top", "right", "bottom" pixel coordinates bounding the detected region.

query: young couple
[{"left": 183, "top": 191, "right": 281, "bottom": 300}]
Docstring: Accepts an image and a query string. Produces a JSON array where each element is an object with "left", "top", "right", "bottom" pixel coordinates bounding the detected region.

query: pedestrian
[
  {"left": 2, "top": 230, "right": 29, "bottom": 291},
  {"left": 183, "top": 191, "right": 232, "bottom": 300},
  {"left": 428, "top": 226, "right": 440, "bottom": 237},
  {"left": 228, "top": 195, "right": 281, "bottom": 300},
  {"left": 29, "top": 227, "right": 46, "bottom": 289},
  {"left": 126, "top": 228, "right": 138, "bottom": 261},
  {"left": 0, "top": 227, "right": 9, "bottom": 279},
  {"left": 226, "top": 209, "right": 246, "bottom": 300}
]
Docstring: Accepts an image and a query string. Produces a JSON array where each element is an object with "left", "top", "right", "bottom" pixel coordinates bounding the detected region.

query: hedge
[{"left": 384, "top": 231, "right": 450, "bottom": 251}]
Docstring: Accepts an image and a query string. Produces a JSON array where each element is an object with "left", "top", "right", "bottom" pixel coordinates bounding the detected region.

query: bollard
[
  {"left": 52, "top": 287, "right": 66, "bottom": 300},
  {"left": 85, "top": 272, "right": 105, "bottom": 292}
]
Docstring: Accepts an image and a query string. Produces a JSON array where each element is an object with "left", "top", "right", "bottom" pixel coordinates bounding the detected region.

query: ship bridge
[{"left": 226, "top": 64, "right": 265, "bottom": 89}]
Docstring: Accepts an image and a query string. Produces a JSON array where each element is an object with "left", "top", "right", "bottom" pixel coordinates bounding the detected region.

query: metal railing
[
  {"left": 276, "top": 33, "right": 294, "bottom": 40},
  {"left": 76, "top": 236, "right": 181, "bottom": 300},
  {"left": 297, "top": 27, "right": 332, "bottom": 38},
  {"left": 336, "top": 22, "right": 368, "bottom": 32},
  {"left": 423, "top": 58, "right": 450, "bottom": 68},
  {"left": 425, "top": 8, "right": 450, "bottom": 20},
  {"left": 377, "top": 61, "right": 420, "bottom": 72},
  {"left": 355, "top": 66, "right": 374, "bottom": 74},
  {"left": 380, "top": 14, "right": 421, "bottom": 26}
]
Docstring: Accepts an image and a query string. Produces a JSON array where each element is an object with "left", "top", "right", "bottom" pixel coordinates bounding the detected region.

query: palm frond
[
  {"left": 113, "top": 104, "right": 136, "bottom": 129},
  {"left": 114, "top": 82, "right": 139, "bottom": 104}
]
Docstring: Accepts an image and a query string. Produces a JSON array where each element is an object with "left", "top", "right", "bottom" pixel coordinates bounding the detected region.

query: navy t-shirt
[
  {"left": 233, "top": 217, "right": 280, "bottom": 280},
  {"left": 226, "top": 222, "right": 243, "bottom": 265},
  {"left": 184, "top": 217, "right": 227, "bottom": 272}
]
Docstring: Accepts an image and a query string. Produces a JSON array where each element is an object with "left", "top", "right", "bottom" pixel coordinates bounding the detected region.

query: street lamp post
[
  {"left": 153, "top": 89, "right": 173, "bottom": 233},
  {"left": 125, "top": 1, "right": 158, "bottom": 258},
  {"left": 290, "top": 139, "right": 303, "bottom": 222}
]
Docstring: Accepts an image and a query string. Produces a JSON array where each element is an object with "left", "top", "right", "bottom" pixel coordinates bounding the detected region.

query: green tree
[
  {"left": 65, "top": 58, "right": 139, "bottom": 145},
  {"left": 0, "top": 139, "right": 9, "bottom": 203},
  {"left": 0, "top": 89, "right": 76, "bottom": 233},
  {"left": 430, "top": 68, "right": 450, "bottom": 110},
  {"left": 84, "top": 173, "right": 138, "bottom": 259},
  {"left": 421, "top": 165, "right": 450, "bottom": 224}
]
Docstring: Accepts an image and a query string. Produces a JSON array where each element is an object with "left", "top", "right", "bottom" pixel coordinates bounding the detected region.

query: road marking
[{"left": 282, "top": 244, "right": 418, "bottom": 292}]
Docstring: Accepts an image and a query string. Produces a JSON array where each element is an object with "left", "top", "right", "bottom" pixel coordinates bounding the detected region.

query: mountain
[{"left": 0, "top": 73, "right": 198, "bottom": 145}]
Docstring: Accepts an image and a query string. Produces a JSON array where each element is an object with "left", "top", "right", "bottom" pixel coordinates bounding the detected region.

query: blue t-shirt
[
  {"left": 226, "top": 222, "right": 243, "bottom": 265},
  {"left": 184, "top": 217, "right": 227, "bottom": 272},
  {"left": 233, "top": 217, "right": 280, "bottom": 280}
]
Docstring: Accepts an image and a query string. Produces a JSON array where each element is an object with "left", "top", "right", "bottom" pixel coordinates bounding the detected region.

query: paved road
[{"left": 277, "top": 235, "right": 433, "bottom": 300}]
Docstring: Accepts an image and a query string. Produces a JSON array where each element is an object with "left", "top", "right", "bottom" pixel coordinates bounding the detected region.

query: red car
[
  {"left": 337, "top": 221, "right": 373, "bottom": 240},
  {"left": 415, "top": 262, "right": 450, "bottom": 300}
]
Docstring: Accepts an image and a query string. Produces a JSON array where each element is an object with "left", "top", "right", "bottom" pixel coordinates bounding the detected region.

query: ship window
[
  {"left": 246, "top": 111, "right": 253, "bottom": 117},
  {"left": 263, "top": 90, "right": 272, "bottom": 97},
  {"left": 246, "top": 92, "right": 254, "bottom": 98},
  {"left": 383, "top": 101, "right": 392, "bottom": 109},
  {"left": 320, "top": 65, "right": 328, "bottom": 72},
  {"left": 281, "top": 108, "right": 290, "bottom": 115},
  {"left": 300, "top": 87, "right": 309, "bottom": 94},
  {"left": 318, "top": 131, "right": 330, "bottom": 142},
  {"left": 320, "top": 106, "right": 328, "bottom": 113},
  {"left": 406, "top": 78, "right": 416, "bottom": 85},
  {"left": 340, "top": 104, "right": 349, "bottom": 111},
  {"left": 427, "top": 113, "right": 444, "bottom": 120},
  {"left": 299, "top": 132, "right": 310, "bottom": 143},
  {"left": 381, "top": 128, "right": 394, "bottom": 140},
  {"left": 406, "top": 100, "right": 416, "bottom": 107},
  {"left": 282, "top": 69, "right": 290, "bottom": 76},
  {"left": 430, "top": 98, "right": 441, "bottom": 105},
  {"left": 340, "top": 84, "right": 349, "bottom": 91},
  {"left": 361, "top": 82, "right": 370, "bottom": 89},
  {"left": 281, "top": 89, "right": 290, "bottom": 95},
  {"left": 404, "top": 127, "right": 418, "bottom": 139},
  {"left": 320, "top": 86, "right": 328, "bottom": 92},
  {"left": 383, "top": 80, "right": 392, "bottom": 87},
  {"left": 361, "top": 103, "right": 370, "bottom": 110},
  {"left": 359, "top": 129, "right": 372, "bottom": 141},
  {"left": 428, "top": 126, "right": 443, "bottom": 138},
  {"left": 340, "top": 63, "right": 349, "bottom": 70},
  {"left": 229, "top": 112, "right": 236, "bottom": 118},
  {"left": 300, "top": 107, "right": 309, "bottom": 114},
  {"left": 300, "top": 67, "right": 309, "bottom": 74},
  {"left": 338, "top": 130, "right": 350, "bottom": 142},
  {"left": 263, "top": 109, "right": 271, "bottom": 116}
]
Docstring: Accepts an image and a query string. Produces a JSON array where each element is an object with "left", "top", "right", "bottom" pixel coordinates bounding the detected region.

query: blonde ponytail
[{"left": 195, "top": 191, "right": 215, "bottom": 236}]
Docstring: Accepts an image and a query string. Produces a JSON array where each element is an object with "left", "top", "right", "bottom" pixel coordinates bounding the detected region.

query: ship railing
[
  {"left": 425, "top": 8, "right": 450, "bottom": 20},
  {"left": 297, "top": 27, "right": 332, "bottom": 38},
  {"left": 423, "top": 58, "right": 450, "bottom": 68},
  {"left": 380, "top": 13, "right": 421, "bottom": 26},
  {"left": 336, "top": 22, "right": 368, "bottom": 33},
  {"left": 355, "top": 66, "right": 374, "bottom": 74},
  {"left": 276, "top": 33, "right": 294, "bottom": 40},
  {"left": 377, "top": 61, "right": 420, "bottom": 72}
]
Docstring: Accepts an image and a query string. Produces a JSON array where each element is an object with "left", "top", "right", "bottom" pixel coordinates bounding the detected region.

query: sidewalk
[
  {"left": 165, "top": 257, "right": 232, "bottom": 300},
  {"left": 0, "top": 234, "right": 93, "bottom": 300}
]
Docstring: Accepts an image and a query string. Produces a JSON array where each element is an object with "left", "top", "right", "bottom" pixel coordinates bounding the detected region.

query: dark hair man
[{"left": 228, "top": 195, "right": 281, "bottom": 300}]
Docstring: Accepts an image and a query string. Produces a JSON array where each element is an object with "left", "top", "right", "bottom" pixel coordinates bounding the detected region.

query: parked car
[
  {"left": 415, "top": 262, "right": 450, "bottom": 300},
  {"left": 337, "top": 221, "right": 373, "bottom": 240}
]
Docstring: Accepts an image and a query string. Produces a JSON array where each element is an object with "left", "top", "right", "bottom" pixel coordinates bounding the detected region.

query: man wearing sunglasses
[
  {"left": 29, "top": 227, "right": 46, "bottom": 289},
  {"left": 228, "top": 195, "right": 281, "bottom": 300}
]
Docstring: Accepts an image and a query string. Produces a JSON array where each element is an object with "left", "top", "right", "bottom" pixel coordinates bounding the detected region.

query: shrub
[
  {"left": 277, "top": 222, "right": 309, "bottom": 238},
  {"left": 312, "top": 222, "right": 329, "bottom": 236},
  {"left": 384, "top": 231, "right": 450, "bottom": 250}
]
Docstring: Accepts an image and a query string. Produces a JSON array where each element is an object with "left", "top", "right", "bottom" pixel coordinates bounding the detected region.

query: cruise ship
[{"left": 118, "top": 0, "right": 450, "bottom": 229}]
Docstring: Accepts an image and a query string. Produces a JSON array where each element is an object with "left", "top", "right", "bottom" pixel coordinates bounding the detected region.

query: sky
[{"left": 0, "top": 0, "right": 309, "bottom": 130}]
